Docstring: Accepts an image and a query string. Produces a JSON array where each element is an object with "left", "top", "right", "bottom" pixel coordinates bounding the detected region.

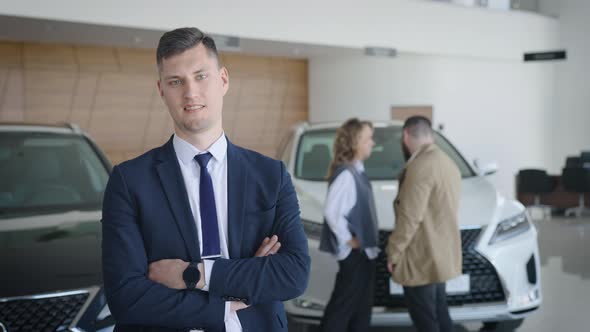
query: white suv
[{"left": 279, "top": 122, "right": 541, "bottom": 330}]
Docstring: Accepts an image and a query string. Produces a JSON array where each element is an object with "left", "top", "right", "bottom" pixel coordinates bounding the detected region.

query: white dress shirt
[
  {"left": 173, "top": 133, "right": 242, "bottom": 332},
  {"left": 323, "top": 160, "right": 380, "bottom": 261}
]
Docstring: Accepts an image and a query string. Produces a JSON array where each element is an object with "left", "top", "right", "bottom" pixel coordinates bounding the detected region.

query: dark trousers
[
  {"left": 403, "top": 282, "right": 453, "bottom": 332},
  {"left": 319, "top": 249, "right": 376, "bottom": 332}
]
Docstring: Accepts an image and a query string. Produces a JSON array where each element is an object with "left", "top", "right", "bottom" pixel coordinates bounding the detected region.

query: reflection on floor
[{"left": 291, "top": 216, "right": 590, "bottom": 332}]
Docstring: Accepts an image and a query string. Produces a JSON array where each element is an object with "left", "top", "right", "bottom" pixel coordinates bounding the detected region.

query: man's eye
[
  {"left": 196, "top": 74, "right": 207, "bottom": 80},
  {"left": 169, "top": 79, "right": 181, "bottom": 86}
]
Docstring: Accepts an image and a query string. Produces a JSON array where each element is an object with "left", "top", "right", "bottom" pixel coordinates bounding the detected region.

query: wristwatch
[{"left": 183, "top": 262, "right": 201, "bottom": 290}]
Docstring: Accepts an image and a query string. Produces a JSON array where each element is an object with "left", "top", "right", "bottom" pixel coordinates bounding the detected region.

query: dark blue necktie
[{"left": 194, "top": 153, "right": 221, "bottom": 258}]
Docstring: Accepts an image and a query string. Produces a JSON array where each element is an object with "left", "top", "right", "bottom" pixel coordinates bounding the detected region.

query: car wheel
[{"left": 480, "top": 319, "right": 525, "bottom": 331}]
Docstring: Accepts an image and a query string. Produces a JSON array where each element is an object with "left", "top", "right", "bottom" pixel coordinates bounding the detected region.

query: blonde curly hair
[{"left": 327, "top": 118, "right": 373, "bottom": 179}]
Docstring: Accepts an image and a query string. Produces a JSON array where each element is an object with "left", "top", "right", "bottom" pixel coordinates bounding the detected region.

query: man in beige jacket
[{"left": 386, "top": 116, "right": 462, "bottom": 332}]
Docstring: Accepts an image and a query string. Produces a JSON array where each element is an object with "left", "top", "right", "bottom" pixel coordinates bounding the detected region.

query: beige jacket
[{"left": 386, "top": 143, "right": 462, "bottom": 286}]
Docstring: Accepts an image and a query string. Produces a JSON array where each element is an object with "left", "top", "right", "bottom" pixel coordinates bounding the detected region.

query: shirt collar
[
  {"left": 353, "top": 160, "right": 365, "bottom": 173},
  {"left": 173, "top": 133, "right": 227, "bottom": 167}
]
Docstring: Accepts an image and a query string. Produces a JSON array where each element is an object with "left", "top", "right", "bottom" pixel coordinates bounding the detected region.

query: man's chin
[
  {"left": 185, "top": 125, "right": 209, "bottom": 135},
  {"left": 185, "top": 120, "right": 223, "bottom": 135}
]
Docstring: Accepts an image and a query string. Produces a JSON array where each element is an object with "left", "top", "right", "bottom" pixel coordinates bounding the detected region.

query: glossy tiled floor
[
  {"left": 503, "top": 216, "right": 590, "bottom": 332},
  {"left": 293, "top": 216, "right": 590, "bottom": 332},
  {"left": 455, "top": 216, "right": 589, "bottom": 331}
]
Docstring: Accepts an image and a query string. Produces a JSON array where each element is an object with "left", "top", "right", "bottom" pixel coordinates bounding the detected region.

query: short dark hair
[
  {"left": 156, "top": 27, "right": 220, "bottom": 72},
  {"left": 403, "top": 115, "right": 433, "bottom": 138}
]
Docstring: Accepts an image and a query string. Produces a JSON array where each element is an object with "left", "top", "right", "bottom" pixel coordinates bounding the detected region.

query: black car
[{"left": 0, "top": 123, "right": 114, "bottom": 332}]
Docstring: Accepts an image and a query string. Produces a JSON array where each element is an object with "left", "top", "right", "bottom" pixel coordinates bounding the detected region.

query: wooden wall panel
[
  {"left": 0, "top": 43, "right": 23, "bottom": 68},
  {"left": 23, "top": 44, "right": 78, "bottom": 71},
  {"left": 0, "top": 41, "right": 308, "bottom": 164},
  {"left": 1, "top": 69, "right": 25, "bottom": 121},
  {"left": 76, "top": 46, "right": 120, "bottom": 72}
]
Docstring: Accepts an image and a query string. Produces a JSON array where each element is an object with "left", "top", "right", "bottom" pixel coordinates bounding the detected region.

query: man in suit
[
  {"left": 386, "top": 116, "right": 462, "bottom": 332},
  {"left": 101, "top": 27, "right": 310, "bottom": 332}
]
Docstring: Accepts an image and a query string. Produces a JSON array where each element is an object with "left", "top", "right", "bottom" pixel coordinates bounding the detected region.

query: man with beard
[{"left": 386, "top": 116, "right": 462, "bottom": 332}]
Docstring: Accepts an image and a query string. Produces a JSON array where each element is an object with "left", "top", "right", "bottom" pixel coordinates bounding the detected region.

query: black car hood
[{"left": 0, "top": 210, "right": 103, "bottom": 298}]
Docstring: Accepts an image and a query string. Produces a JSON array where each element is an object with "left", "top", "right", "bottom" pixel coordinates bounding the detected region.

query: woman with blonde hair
[{"left": 319, "top": 118, "right": 380, "bottom": 332}]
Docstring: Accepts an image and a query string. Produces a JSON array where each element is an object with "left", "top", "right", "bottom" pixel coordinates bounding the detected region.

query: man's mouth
[{"left": 184, "top": 104, "right": 205, "bottom": 111}]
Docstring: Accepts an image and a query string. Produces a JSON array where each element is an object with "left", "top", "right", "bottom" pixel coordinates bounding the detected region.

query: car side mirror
[{"left": 474, "top": 159, "right": 498, "bottom": 176}]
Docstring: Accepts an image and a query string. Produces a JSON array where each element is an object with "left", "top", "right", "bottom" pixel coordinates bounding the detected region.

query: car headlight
[{"left": 489, "top": 212, "right": 531, "bottom": 245}]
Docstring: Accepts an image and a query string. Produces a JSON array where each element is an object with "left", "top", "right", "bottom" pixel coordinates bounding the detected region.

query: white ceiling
[{"left": 0, "top": 14, "right": 362, "bottom": 59}]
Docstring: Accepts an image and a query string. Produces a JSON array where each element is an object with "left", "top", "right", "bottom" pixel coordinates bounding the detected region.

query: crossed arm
[{"left": 148, "top": 235, "right": 282, "bottom": 311}]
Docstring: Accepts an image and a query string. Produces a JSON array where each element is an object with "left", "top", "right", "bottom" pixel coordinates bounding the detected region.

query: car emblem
[{"left": 0, "top": 321, "right": 6, "bottom": 332}]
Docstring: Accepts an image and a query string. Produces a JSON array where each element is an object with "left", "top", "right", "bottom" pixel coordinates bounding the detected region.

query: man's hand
[
  {"left": 387, "top": 259, "right": 396, "bottom": 274},
  {"left": 347, "top": 237, "right": 360, "bottom": 249},
  {"left": 148, "top": 259, "right": 190, "bottom": 290},
  {"left": 255, "top": 235, "right": 281, "bottom": 257},
  {"left": 230, "top": 301, "right": 249, "bottom": 312}
]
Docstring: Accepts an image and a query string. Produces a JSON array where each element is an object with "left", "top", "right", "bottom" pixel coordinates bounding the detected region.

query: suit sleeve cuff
[
  {"left": 208, "top": 258, "right": 230, "bottom": 297},
  {"left": 202, "top": 259, "right": 215, "bottom": 291},
  {"left": 224, "top": 301, "right": 231, "bottom": 322},
  {"left": 386, "top": 246, "right": 401, "bottom": 264}
]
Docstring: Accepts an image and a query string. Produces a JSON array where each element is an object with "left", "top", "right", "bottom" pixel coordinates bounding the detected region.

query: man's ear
[
  {"left": 157, "top": 80, "right": 164, "bottom": 97},
  {"left": 220, "top": 67, "right": 229, "bottom": 96}
]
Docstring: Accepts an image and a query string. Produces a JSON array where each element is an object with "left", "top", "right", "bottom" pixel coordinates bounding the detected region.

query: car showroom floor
[
  {"left": 460, "top": 215, "right": 589, "bottom": 331},
  {"left": 293, "top": 215, "right": 590, "bottom": 332}
]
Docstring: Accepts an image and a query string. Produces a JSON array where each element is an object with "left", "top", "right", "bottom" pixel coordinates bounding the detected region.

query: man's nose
[{"left": 183, "top": 80, "right": 199, "bottom": 99}]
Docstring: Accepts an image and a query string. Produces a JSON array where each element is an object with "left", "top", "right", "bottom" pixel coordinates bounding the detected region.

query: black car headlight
[{"left": 489, "top": 212, "right": 531, "bottom": 245}]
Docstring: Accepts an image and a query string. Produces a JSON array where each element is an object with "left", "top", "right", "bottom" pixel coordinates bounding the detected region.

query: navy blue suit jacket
[{"left": 101, "top": 137, "right": 310, "bottom": 332}]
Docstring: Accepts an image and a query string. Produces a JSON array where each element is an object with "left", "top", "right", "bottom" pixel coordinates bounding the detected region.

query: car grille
[
  {"left": 374, "top": 228, "right": 506, "bottom": 308},
  {"left": 0, "top": 292, "right": 89, "bottom": 332}
]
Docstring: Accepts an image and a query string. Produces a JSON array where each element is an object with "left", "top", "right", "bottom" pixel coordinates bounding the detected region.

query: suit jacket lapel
[
  {"left": 155, "top": 137, "right": 200, "bottom": 261},
  {"left": 226, "top": 139, "right": 247, "bottom": 258}
]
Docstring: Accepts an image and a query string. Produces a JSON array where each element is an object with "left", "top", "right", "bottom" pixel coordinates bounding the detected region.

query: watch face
[{"left": 183, "top": 265, "right": 200, "bottom": 284}]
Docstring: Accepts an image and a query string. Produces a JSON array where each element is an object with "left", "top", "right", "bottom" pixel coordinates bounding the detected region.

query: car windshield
[
  {"left": 294, "top": 125, "right": 475, "bottom": 181},
  {"left": 0, "top": 132, "right": 109, "bottom": 218}
]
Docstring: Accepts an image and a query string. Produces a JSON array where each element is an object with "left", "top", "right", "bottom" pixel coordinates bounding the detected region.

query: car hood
[
  {"left": 295, "top": 175, "right": 499, "bottom": 230},
  {"left": 0, "top": 210, "right": 102, "bottom": 298}
]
